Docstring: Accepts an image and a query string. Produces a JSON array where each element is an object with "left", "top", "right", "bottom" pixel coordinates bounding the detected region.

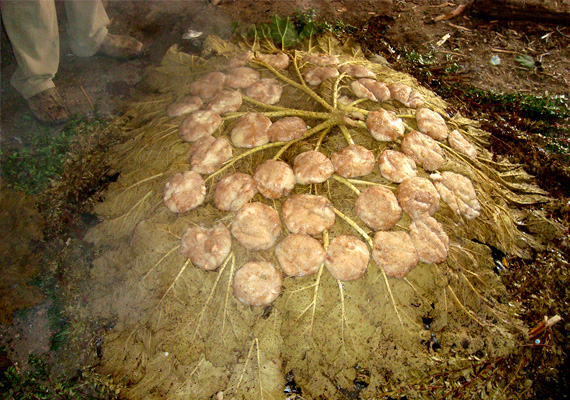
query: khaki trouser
[{"left": 1, "top": 0, "right": 110, "bottom": 99}]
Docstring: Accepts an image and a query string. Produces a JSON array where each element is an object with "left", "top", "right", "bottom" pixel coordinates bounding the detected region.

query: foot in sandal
[
  {"left": 97, "top": 33, "right": 143, "bottom": 59},
  {"left": 26, "top": 87, "right": 69, "bottom": 125}
]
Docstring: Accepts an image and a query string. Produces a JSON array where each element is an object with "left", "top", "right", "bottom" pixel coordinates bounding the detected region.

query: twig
[
  {"left": 490, "top": 48, "right": 518, "bottom": 54},
  {"left": 255, "top": 338, "right": 263, "bottom": 399},
  {"left": 235, "top": 339, "right": 256, "bottom": 394},
  {"left": 80, "top": 85, "right": 95, "bottom": 111},
  {"left": 448, "top": 22, "right": 471, "bottom": 32},
  {"left": 381, "top": 268, "right": 404, "bottom": 328},
  {"left": 529, "top": 315, "right": 562, "bottom": 340},
  {"left": 207, "top": 142, "right": 286, "bottom": 182},
  {"left": 333, "top": 72, "right": 347, "bottom": 109},
  {"left": 332, "top": 207, "right": 372, "bottom": 247},
  {"left": 338, "top": 281, "right": 350, "bottom": 354},
  {"left": 314, "top": 127, "right": 331, "bottom": 151},
  {"left": 438, "top": 49, "right": 466, "bottom": 57},
  {"left": 141, "top": 244, "right": 180, "bottom": 281},
  {"left": 221, "top": 254, "right": 236, "bottom": 341}
]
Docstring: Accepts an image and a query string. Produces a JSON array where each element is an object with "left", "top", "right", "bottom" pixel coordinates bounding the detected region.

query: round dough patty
[
  {"left": 366, "top": 108, "right": 405, "bottom": 142},
  {"left": 409, "top": 216, "right": 449, "bottom": 264},
  {"left": 378, "top": 150, "right": 417, "bottom": 183},
  {"left": 207, "top": 89, "right": 242, "bottom": 114},
  {"left": 325, "top": 235, "right": 370, "bottom": 281},
  {"left": 225, "top": 67, "right": 260, "bottom": 89},
  {"left": 257, "top": 52, "right": 290, "bottom": 69},
  {"left": 416, "top": 108, "right": 448, "bottom": 141},
  {"left": 397, "top": 177, "right": 441, "bottom": 220},
  {"left": 293, "top": 151, "right": 335, "bottom": 184},
  {"left": 303, "top": 53, "right": 339, "bottom": 66},
  {"left": 179, "top": 110, "right": 222, "bottom": 142},
  {"left": 267, "top": 117, "right": 307, "bottom": 142},
  {"left": 163, "top": 171, "right": 206, "bottom": 213},
  {"left": 213, "top": 173, "right": 257, "bottom": 212},
  {"left": 231, "top": 202, "right": 282, "bottom": 250},
  {"left": 230, "top": 113, "right": 271, "bottom": 148},
  {"left": 282, "top": 194, "right": 335, "bottom": 236},
  {"left": 190, "top": 71, "right": 226, "bottom": 99},
  {"left": 387, "top": 83, "right": 424, "bottom": 108},
  {"left": 187, "top": 136, "right": 232, "bottom": 175},
  {"left": 401, "top": 130, "right": 445, "bottom": 172},
  {"left": 372, "top": 231, "right": 419, "bottom": 278},
  {"left": 253, "top": 160, "right": 296, "bottom": 199},
  {"left": 448, "top": 129, "right": 477, "bottom": 160},
  {"left": 339, "top": 64, "right": 375, "bottom": 78},
  {"left": 275, "top": 234, "right": 325, "bottom": 277},
  {"left": 167, "top": 95, "right": 203, "bottom": 118},
  {"left": 245, "top": 78, "right": 283, "bottom": 105},
  {"left": 355, "top": 186, "right": 402, "bottom": 230},
  {"left": 233, "top": 261, "right": 283, "bottom": 306},
  {"left": 304, "top": 66, "right": 339, "bottom": 86},
  {"left": 331, "top": 145, "right": 375, "bottom": 178},
  {"left": 180, "top": 223, "right": 232, "bottom": 270}
]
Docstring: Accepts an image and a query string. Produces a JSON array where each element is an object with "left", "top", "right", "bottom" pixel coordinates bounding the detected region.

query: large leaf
[
  {"left": 269, "top": 15, "right": 299, "bottom": 49},
  {"left": 299, "top": 20, "right": 318, "bottom": 41}
]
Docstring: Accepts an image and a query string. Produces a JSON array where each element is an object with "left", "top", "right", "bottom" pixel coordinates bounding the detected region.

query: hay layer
[{"left": 84, "top": 35, "right": 547, "bottom": 399}]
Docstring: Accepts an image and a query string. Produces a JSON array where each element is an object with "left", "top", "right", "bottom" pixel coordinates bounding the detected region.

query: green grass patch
[
  {"left": 464, "top": 89, "right": 569, "bottom": 120},
  {"left": 1, "top": 353, "right": 121, "bottom": 400},
  {"left": 0, "top": 114, "right": 107, "bottom": 195}
]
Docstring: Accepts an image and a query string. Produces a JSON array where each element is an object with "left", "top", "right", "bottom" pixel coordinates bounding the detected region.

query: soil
[{"left": 1, "top": 1, "right": 569, "bottom": 399}]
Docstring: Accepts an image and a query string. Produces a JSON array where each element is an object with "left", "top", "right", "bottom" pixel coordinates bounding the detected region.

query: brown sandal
[
  {"left": 26, "top": 87, "right": 69, "bottom": 125},
  {"left": 97, "top": 33, "right": 143, "bottom": 59}
]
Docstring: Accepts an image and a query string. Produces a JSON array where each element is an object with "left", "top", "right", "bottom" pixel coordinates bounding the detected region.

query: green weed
[
  {"left": 243, "top": 10, "right": 357, "bottom": 49},
  {"left": 464, "top": 89, "right": 569, "bottom": 120},
  {"left": 0, "top": 114, "right": 107, "bottom": 195},
  {"left": 0, "top": 354, "right": 121, "bottom": 400}
]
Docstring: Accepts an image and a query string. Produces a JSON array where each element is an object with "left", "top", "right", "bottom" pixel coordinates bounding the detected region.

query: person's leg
[
  {"left": 1, "top": 0, "right": 68, "bottom": 124},
  {"left": 65, "top": 0, "right": 142, "bottom": 59},
  {"left": 1, "top": 0, "right": 59, "bottom": 99},
  {"left": 64, "top": 0, "right": 109, "bottom": 57}
]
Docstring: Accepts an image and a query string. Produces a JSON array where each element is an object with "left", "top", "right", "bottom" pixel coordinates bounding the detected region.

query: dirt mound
[{"left": 83, "top": 34, "right": 549, "bottom": 399}]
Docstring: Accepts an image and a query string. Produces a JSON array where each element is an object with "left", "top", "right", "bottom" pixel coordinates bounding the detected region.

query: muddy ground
[{"left": 1, "top": 1, "right": 569, "bottom": 399}]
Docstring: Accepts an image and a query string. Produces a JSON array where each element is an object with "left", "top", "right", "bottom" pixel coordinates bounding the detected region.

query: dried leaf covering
[{"left": 84, "top": 34, "right": 550, "bottom": 399}]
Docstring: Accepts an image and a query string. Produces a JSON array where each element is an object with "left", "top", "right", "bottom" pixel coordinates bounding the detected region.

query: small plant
[
  {"left": 0, "top": 354, "right": 121, "bottom": 399},
  {"left": 464, "top": 89, "right": 569, "bottom": 120},
  {"left": 250, "top": 14, "right": 318, "bottom": 49},
  {"left": 0, "top": 114, "right": 107, "bottom": 195},
  {"left": 246, "top": 10, "right": 356, "bottom": 49},
  {"left": 399, "top": 47, "right": 461, "bottom": 79}
]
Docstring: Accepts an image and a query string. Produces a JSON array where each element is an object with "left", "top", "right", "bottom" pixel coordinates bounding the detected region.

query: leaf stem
[
  {"left": 251, "top": 60, "right": 334, "bottom": 111},
  {"left": 273, "top": 117, "right": 341, "bottom": 160},
  {"left": 332, "top": 174, "right": 361, "bottom": 195}
]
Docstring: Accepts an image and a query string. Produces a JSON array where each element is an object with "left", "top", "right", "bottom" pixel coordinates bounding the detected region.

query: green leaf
[
  {"left": 299, "top": 20, "right": 318, "bottom": 40},
  {"left": 515, "top": 54, "right": 536, "bottom": 69},
  {"left": 269, "top": 15, "right": 299, "bottom": 49}
]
